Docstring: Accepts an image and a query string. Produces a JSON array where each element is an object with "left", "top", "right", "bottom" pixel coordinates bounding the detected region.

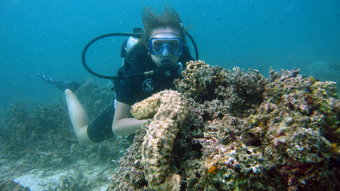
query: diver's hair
[{"left": 141, "top": 6, "right": 186, "bottom": 44}]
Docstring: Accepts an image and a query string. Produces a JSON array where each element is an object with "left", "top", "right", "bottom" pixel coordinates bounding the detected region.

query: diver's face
[{"left": 149, "top": 27, "right": 181, "bottom": 67}]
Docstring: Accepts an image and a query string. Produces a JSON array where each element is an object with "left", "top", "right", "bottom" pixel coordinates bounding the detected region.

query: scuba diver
[{"left": 40, "top": 6, "right": 198, "bottom": 145}]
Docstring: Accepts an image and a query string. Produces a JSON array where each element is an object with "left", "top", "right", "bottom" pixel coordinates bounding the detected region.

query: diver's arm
[{"left": 112, "top": 101, "right": 148, "bottom": 136}]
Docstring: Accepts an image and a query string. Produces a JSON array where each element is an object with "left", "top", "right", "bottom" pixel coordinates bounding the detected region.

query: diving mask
[{"left": 148, "top": 37, "right": 183, "bottom": 56}]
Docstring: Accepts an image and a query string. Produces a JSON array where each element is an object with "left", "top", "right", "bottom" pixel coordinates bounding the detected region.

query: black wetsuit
[{"left": 87, "top": 42, "right": 193, "bottom": 142}]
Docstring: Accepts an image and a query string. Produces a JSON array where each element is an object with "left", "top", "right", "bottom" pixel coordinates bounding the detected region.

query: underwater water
[
  {"left": 0, "top": 0, "right": 339, "bottom": 117},
  {"left": 1, "top": 1, "right": 340, "bottom": 190}
]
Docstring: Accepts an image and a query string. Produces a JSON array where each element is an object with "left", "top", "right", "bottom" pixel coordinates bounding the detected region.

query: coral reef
[
  {"left": 109, "top": 60, "right": 339, "bottom": 191},
  {"left": 0, "top": 179, "right": 30, "bottom": 191},
  {"left": 176, "top": 60, "right": 268, "bottom": 117},
  {"left": 0, "top": 80, "right": 129, "bottom": 190},
  {"left": 0, "top": 81, "right": 119, "bottom": 166},
  {"left": 108, "top": 128, "right": 147, "bottom": 190}
]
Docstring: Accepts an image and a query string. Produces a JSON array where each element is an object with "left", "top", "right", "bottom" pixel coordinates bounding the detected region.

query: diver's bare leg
[{"left": 64, "top": 89, "right": 94, "bottom": 145}]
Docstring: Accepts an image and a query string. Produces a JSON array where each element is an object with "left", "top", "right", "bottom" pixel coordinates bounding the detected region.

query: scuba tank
[{"left": 121, "top": 28, "right": 143, "bottom": 58}]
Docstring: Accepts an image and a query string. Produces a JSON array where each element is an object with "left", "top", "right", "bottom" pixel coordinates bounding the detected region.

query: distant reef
[
  {"left": 108, "top": 60, "right": 340, "bottom": 191},
  {"left": 0, "top": 80, "right": 129, "bottom": 191}
]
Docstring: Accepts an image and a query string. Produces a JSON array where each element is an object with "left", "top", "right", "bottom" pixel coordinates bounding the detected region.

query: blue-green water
[{"left": 1, "top": 0, "right": 339, "bottom": 117}]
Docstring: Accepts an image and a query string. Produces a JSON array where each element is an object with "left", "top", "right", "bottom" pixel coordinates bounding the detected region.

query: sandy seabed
[{"left": 0, "top": 155, "right": 115, "bottom": 191}]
